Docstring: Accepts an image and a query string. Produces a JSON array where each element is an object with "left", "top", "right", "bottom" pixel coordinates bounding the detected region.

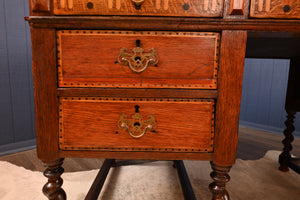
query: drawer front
[
  {"left": 57, "top": 30, "right": 219, "bottom": 89},
  {"left": 250, "top": 0, "right": 300, "bottom": 19},
  {"left": 59, "top": 97, "right": 215, "bottom": 153},
  {"left": 54, "top": 0, "right": 223, "bottom": 17}
]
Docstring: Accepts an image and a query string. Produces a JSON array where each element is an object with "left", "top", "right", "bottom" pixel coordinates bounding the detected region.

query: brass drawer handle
[
  {"left": 131, "top": 0, "right": 145, "bottom": 9},
  {"left": 118, "top": 39, "right": 159, "bottom": 73},
  {"left": 118, "top": 105, "right": 157, "bottom": 138}
]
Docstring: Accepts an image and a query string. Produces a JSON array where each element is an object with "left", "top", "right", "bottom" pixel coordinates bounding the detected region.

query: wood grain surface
[
  {"left": 53, "top": 0, "right": 223, "bottom": 17},
  {"left": 30, "top": 28, "right": 59, "bottom": 161},
  {"left": 59, "top": 97, "right": 215, "bottom": 153},
  {"left": 57, "top": 30, "right": 219, "bottom": 89},
  {"left": 250, "top": 0, "right": 300, "bottom": 19},
  {"left": 25, "top": 16, "right": 300, "bottom": 32},
  {"left": 213, "top": 30, "right": 247, "bottom": 167}
]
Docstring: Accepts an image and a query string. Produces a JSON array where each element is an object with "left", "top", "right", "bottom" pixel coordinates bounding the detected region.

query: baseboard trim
[
  {"left": 0, "top": 139, "right": 36, "bottom": 156},
  {"left": 239, "top": 120, "right": 300, "bottom": 137}
]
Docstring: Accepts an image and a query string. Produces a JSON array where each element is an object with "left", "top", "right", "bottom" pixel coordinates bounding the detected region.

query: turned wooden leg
[
  {"left": 42, "top": 158, "right": 66, "bottom": 200},
  {"left": 279, "top": 111, "right": 296, "bottom": 172},
  {"left": 209, "top": 162, "right": 230, "bottom": 200}
]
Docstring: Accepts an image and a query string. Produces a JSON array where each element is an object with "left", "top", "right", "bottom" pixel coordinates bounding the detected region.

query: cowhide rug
[{"left": 0, "top": 151, "right": 299, "bottom": 200}]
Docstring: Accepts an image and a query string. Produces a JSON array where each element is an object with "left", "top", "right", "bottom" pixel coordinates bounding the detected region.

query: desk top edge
[{"left": 25, "top": 16, "right": 300, "bottom": 32}]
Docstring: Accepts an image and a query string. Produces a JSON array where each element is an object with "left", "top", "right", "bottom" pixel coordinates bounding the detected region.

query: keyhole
[
  {"left": 136, "top": 39, "right": 141, "bottom": 47},
  {"left": 134, "top": 122, "right": 141, "bottom": 127},
  {"left": 135, "top": 105, "right": 140, "bottom": 113},
  {"left": 135, "top": 57, "right": 141, "bottom": 63},
  {"left": 134, "top": 4, "right": 142, "bottom": 10}
]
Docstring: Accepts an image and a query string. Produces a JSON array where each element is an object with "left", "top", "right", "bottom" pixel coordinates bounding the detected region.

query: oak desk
[{"left": 26, "top": 0, "right": 300, "bottom": 199}]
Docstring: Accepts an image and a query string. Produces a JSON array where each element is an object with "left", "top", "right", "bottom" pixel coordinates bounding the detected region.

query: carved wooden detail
[
  {"left": 250, "top": 0, "right": 300, "bottom": 18},
  {"left": 209, "top": 163, "right": 231, "bottom": 200},
  {"left": 31, "top": 0, "right": 51, "bottom": 12},
  {"left": 42, "top": 159, "right": 66, "bottom": 200},
  {"left": 54, "top": 0, "right": 223, "bottom": 17},
  {"left": 229, "top": 0, "right": 245, "bottom": 15},
  {"left": 279, "top": 111, "right": 296, "bottom": 172}
]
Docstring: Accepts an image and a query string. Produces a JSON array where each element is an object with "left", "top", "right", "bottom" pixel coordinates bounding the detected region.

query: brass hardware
[
  {"left": 118, "top": 105, "right": 157, "bottom": 139},
  {"left": 131, "top": 0, "right": 145, "bottom": 10},
  {"left": 118, "top": 40, "right": 159, "bottom": 73}
]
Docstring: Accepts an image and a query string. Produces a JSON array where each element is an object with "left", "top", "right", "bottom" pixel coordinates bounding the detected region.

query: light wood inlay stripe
[
  {"left": 108, "top": 0, "right": 113, "bottom": 9},
  {"left": 116, "top": 0, "right": 121, "bottom": 10},
  {"left": 212, "top": 0, "right": 217, "bottom": 11},
  {"left": 67, "top": 0, "right": 73, "bottom": 9},
  {"left": 163, "top": 0, "right": 169, "bottom": 11},
  {"left": 265, "top": 0, "right": 271, "bottom": 11},
  {"left": 60, "top": 0, "right": 66, "bottom": 9},
  {"left": 258, "top": 0, "right": 264, "bottom": 11},
  {"left": 204, "top": 0, "right": 209, "bottom": 10},
  {"left": 156, "top": 0, "right": 161, "bottom": 10}
]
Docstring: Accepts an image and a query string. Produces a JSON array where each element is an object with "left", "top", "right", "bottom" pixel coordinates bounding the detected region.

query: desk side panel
[
  {"left": 214, "top": 30, "right": 247, "bottom": 166},
  {"left": 31, "top": 28, "right": 59, "bottom": 161}
]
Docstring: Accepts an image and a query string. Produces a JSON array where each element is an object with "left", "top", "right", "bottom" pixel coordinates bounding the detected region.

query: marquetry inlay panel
[
  {"left": 54, "top": 0, "right": 223, "bottom": 17},
  {"left": 250, "top": 0, "right": 300, "bottom": 19}
]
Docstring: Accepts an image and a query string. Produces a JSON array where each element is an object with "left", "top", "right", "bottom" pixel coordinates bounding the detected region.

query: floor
[{"left": 0, "top": 126, "right": 299, "bottom": 172}]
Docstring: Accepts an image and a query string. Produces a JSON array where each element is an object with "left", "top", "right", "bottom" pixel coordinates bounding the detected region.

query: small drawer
[
  {"left": 59, "top": 97, "right": 215, "bottom": 153},
  {"left": 57, "top": 30, "right": 219, "bottom": 89},
  {"left": 54, "top": 0, "right": 223, "bottom": 17},
  {"left": 250, "top": 0, "right": 300, "bottom": 19}
]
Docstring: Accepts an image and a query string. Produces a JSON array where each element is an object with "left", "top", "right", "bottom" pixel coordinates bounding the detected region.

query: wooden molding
[
  {"left": 31, "top": 0, "right": 50, "bottom": 12},
  {"left": 25, "top": 17, "right": 300, "bottom": 31},
  {"left": 229, "top": 0, "right": 245, "bottom": 15}
]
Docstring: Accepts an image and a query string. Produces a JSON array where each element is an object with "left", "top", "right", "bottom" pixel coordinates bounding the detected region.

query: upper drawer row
[
  {"left": 54, "top": 0, "right": 223, "bottom": 17},
  {"left": 51, "top": 0, "right": 300, "bottom": 19}
]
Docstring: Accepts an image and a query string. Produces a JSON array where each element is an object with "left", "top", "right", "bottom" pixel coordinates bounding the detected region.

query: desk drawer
[
  {"left": 250, "top": 0, "right": 300, "bottom": 19},
  {"left": 59, "top": 97, "right": 215, "bottom": 153},
  {"left": 54, "top": 0, "right": 223, "bottom": 17},
  {"left": 57, "top": 30, "right": 219, "bottom": 89}
]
